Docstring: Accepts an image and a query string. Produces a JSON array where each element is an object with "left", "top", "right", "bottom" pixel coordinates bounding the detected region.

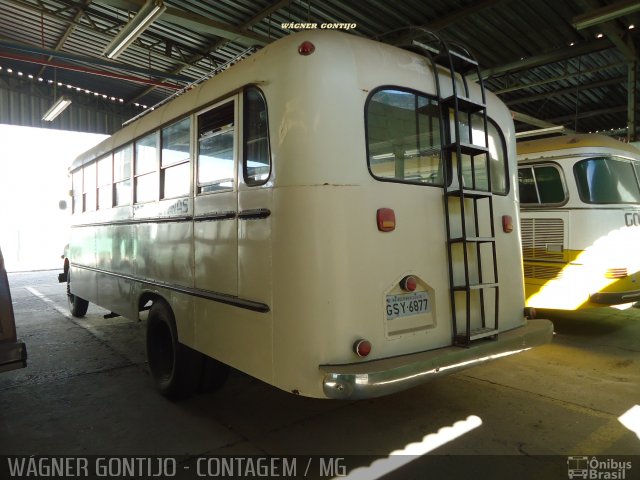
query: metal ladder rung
[
  {"left": 449, "top": 236, "right": 495, "bottom": 244},
  {"left": 435, "top": 51, "right": 478, "bottom": 74},
  {"left": 445, "top": 188, "right": 492, "bottom": 199},
  {"left": 456, "top": 328, "right": 498, "bottom": 343},
  {"left": 443, "top": 142, "right": 489, "bottom": 156},
  {"left": 452, "top": 282, "right": 498, "bottom": 291},
  {"left": 441, "top": 95, "right": 486, "bottom": 114}
]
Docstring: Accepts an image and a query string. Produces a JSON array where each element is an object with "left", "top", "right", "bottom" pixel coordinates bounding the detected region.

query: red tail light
[
  {"left": 400, "top": 275, "right": 417, "bottom": 292},
  {"left": 298, "top": 41, "right": 315, "bottom": 55},
  {"left": 377, "top": 208, "right": 396, "bottom": 232},
  {"left": 353, "top": 339, "right": 372, "bottom": 357},
  {"left": 502, "top": 215, "right": 513, "bottom": 233}
]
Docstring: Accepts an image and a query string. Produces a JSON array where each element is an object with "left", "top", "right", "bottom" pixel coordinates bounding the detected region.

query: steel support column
[{"left": 629, "top": 61, "right": 637, "bottom": 142}]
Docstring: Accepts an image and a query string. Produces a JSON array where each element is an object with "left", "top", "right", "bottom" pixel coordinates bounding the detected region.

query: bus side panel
[
  {"left": 194, "top": 192, "right": 239, "bottom": 297},
  {"left": 237, "top": 188, "right": 273, "bottom": 306},
  {"left": 69, "top": 227, "right": 97, "bottom": 302},
  {"left": 132, "top": 221, "right": 193, "bottom": 287},
  {"left": 96, "top": 271, "right": 134, "bottom": 319},
  {"left": 193, "top": 298, "right": 273, "bottom": 384},
  {"left": 69, "top": 264, "right": 96, "bottom": 304}
]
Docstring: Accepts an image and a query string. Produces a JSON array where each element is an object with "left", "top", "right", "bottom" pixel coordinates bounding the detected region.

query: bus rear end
[{"left": 266, "top": 31, "right": 552, "bottom": 399}]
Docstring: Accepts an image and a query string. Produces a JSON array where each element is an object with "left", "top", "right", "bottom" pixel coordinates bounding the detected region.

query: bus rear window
[
  {"left": 366, "top": 89, "right": 443, "bottom": 185},
  {"left": 574, "top": 157, "right": 640, "bottom": 204},
  {"left": 366, "top": 88, "right": 508, "bottom": 194}
]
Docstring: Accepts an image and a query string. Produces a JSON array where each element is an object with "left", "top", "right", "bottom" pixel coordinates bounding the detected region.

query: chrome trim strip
[
  {"left": 70, "top": 263, "right": 270, "bottom": 313},
  {"left": 238, "top": 208, "right": 271, "bottom": 220},
  {"left": 71, "top": 216, "right": 192, "bottom": 227},
  {"left": 194, "top": 211, "right": 237, "bottom": 222},
  {"left": 320, "top": 319, "right": 553, "bottom": 399}
]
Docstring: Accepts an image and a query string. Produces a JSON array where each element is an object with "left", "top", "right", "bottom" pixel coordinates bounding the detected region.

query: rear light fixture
[
  {"left": 502, "top": 215, "right": 513, "bottom": 233},
  {"left": 605, "top": 268, "right": 628, "bottom": 279},
  {"left": 353, "top": 339, "right": 372, "bottom": 357},
  {"left": 400, "top": 275, "right": 417, "bottom": 292},
  {"left": 298, "top": 41, "right": 315, "bottom": 55},
  {"left": 377, "top": 208, "right": 396, "bottom": 232}
]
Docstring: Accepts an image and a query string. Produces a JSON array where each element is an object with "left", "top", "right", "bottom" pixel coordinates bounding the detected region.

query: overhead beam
[
  {"left": 475, "top": 39, "right": 614, "bottom": 80},
  {"left": 505, "top": 76, "right": 627, "bottom": 106},
  {"left": 390, "top": 0, "right": 510, "bottom": 46},
  {"left": 629, "top": 62, "right": 637, "bottom": 142},
  {"left": 575, "top": 0, "right": 637, "bottom": 61},
  {"left": 126, "top": 0, "right": 288, "bottom": 104},
  {"left": 95, "top": 0, "right": 272, "bottom": 46},
  {"left": 0, "top": 38, "right": 192, "bottom": 83},
  {"left": 572, "top": 0, "right": 640, "bottom": 30},
  {"left": 549, "top": 105, "right": 628, "bottom": 124},
  {"left": 493, "top": 61, "right": 628, "bottom": 94},
  {"left": 6, "top": 0, "right": 194, "bottom": 76},
  {"left": 37, "top": 0, "right": 92, "bottom": 78}
]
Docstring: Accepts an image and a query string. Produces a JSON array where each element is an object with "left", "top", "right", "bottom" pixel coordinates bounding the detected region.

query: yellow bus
[
  {"left": 60, "top": 30, "right": 552, "bottom": 400},
  {"left": 518, "top": 134, "right": 640, "bottom": 310}
]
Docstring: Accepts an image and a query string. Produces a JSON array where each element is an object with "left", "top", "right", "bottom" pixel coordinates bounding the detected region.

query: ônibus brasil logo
[{"left": 567, "top": 456, "right": 632, "bottom": 479}]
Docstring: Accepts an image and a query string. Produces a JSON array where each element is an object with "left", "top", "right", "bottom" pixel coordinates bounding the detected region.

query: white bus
[
  {"left": 60, "top": 30, "right": 552, "bottom": 400},
  {"left": 517, "top": 134, "right": 640, "bottom": 310}
]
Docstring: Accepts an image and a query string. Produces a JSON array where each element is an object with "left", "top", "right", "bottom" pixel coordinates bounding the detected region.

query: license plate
[{"left": 386, "top": 291, "right": 431, "bottom": 320}]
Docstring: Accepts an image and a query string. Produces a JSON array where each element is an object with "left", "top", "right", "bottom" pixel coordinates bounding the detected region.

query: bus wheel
[
  {"left": 198, "top": 356, "right": 229, "bottom": 393},
  {"left": 146, "top": 300, "right": 201, "bottom": 400},
  {"left": 67, "top": 276, "right": 89, "bottom": 318}
]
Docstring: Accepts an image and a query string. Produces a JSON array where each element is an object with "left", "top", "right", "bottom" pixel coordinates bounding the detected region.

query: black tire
[
  {"left": 67, "top": 276, "right": 89, "bottom": 318},
  {"left": 146, "top": 300, "right": 201, "bottom": 400},
  {"left": 198, "top": 355, "right": 230, "bottom": 393}
]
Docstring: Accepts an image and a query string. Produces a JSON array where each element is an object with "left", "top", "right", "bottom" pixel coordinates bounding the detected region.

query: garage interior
[{"left": 0, "top": 0, "right": 639, "bottom": 478}]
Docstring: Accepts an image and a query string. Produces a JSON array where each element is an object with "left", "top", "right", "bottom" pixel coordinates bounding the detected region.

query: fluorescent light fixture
[
  {"left": 515, "top": 126, "right": 566, "bottom": 139},
  {"left": 103, "top": 0, "right": 166, "bottom": 59},
  {"left": 42, "top": 96, "right": 72, "bottom": 121},
  {"left": 572, "top": 0, "right": 640, "bottom": 30}
]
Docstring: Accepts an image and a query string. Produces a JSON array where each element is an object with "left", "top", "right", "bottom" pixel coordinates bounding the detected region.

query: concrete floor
[{"left": 1, "top": 270, "right": 638, "bottom": 478}]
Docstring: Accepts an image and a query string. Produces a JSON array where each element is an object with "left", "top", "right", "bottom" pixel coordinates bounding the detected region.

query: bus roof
[
  {"left": 517, "top": 133, "right": 640, "bottom": 160},
  {"left": 70, "top": 29, "right": 512, "bottom": 173}
]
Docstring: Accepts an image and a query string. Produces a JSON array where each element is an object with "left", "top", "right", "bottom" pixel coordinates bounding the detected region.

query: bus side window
[
  {"left": 83, "top": 162, "right": 97, "bottom": 212},
  {"left": 518, "top": 164, "right": 565, "bottom": 205},
  {"left": 243, "top": 87, "right": 270, "bottom": 185},
  {"left": 72, "top": 169, "right": 83, "bottom": 214},
  {"left": 534, "top": 166, "right": 565, "bottom": 203},
  {"left": 518, "top": 167, "right": 538, "bottom": 203},
  {"left": 198, "top": 101, "right": 235, "bottom": 193},
  {"left": 161, "top": 117, "right": 191, "bottom": 199},
  {"left": 97, "top": 154, "right": 113, "bottom": 209},
  {"left": 135, "top": 132, "right": 159, "bottom": 203},
  {"left": 113, "top": 144, "right": 132, "bottom": 206}
]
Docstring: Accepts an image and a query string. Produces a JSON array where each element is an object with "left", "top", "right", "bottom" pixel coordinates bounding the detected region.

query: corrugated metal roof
[{"left": 0, "top": 0, "right": 638, "bottom": 136}]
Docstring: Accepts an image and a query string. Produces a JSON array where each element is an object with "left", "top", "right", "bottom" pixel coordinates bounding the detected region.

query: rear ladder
[{"left": 411, "top": 34, "right": 500, "bottom": 346}]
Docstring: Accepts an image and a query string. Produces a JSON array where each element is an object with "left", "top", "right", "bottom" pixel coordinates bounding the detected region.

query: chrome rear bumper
[
  {"left": 589, "top": 289, "right": 640, "bottom": 305},
  {"left": 320, "top": 319, "right": 553, "bottom": 400}
]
